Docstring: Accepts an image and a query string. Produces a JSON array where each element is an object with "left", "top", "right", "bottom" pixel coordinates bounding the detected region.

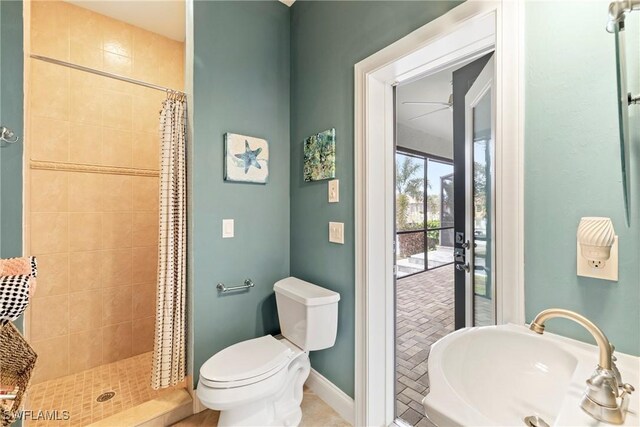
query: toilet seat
[{"left": 200, "top": 335, "right": 296, "bottom": 389}]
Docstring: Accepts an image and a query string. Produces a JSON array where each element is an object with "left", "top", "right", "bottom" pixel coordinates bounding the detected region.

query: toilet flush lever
[{"left": 217, "top": 279, "right": 255, "bottom": 293}]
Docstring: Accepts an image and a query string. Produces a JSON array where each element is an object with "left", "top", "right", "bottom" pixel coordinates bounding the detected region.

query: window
[{"left": 395, "top": 149, "right": 454, "bottom": 277}]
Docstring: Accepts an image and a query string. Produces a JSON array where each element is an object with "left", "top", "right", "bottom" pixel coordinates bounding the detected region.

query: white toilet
[{"left": 197, "top": 277, "right": 340, "bottom": 427}]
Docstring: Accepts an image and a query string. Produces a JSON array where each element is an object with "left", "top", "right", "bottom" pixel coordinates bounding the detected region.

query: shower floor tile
[{"left": 26, "top": 352, "right": 185, "bottom": 427}]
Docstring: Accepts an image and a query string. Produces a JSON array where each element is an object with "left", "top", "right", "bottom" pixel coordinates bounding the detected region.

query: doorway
[
  {"left": 393, "top": 53, "right": 495, "bottom": 425},
  {"left": 354, "top": 3, "right": 524, "bottom": 425}
]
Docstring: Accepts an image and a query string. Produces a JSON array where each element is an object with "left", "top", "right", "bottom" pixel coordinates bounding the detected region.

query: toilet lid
[{"left": 200, "top": 335, "right": 293, "bottom": 383}]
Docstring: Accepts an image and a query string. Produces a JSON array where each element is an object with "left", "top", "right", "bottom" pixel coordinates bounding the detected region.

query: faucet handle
[
  {"left": 610, "top": 352, "right": 624, "bottom": 387},
  {"left": 585, "top": 368, "right": 619, "bottom": 407},
  {"left": 621, "top": 383, "right": 635, "bottom": 397}
]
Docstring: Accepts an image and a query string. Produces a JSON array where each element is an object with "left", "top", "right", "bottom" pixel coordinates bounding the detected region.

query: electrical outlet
[
  {"left": 329, "top": 222, "right": 344, "bottom": 244},
  {"left": 328, "top": 179, "right": 339, "bottom": 203},
  {"left": 577, "top": 237, "right": 618, "bottom": 281}
]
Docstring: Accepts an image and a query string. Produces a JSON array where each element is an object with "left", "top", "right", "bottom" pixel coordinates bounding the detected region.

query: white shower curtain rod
[{"left": 30, "top": 54, "right": 186, "bottom": 96}]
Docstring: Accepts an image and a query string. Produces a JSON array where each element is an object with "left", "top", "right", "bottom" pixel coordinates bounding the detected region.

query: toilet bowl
[{"left": 197, "top": 277, "right": 340, "bottom": 427}]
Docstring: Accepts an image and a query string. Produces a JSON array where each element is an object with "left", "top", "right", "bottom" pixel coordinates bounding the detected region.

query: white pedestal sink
[{"left": 423, "top": 324, "right": 639, "bottom": 426}]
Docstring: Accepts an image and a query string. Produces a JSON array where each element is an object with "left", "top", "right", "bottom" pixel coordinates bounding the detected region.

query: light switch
[
  {"left": 329, "top": 222, "right": 344, "bottom": 244},
  {"left": 328, "top": 179, "right": 339, "bottom": 203},
  {"left": 222, "top": 219, "right": 234, "bottom": 238}
]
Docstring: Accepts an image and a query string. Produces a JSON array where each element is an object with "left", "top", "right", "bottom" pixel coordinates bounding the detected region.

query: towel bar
[{"left": 216, "top": 279, "right": 254, "bottom": 293}]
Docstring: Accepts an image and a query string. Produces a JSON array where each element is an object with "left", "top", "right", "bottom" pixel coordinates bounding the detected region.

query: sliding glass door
[{"left": 395, "top": 149, "right": 454, "bottom": 278}]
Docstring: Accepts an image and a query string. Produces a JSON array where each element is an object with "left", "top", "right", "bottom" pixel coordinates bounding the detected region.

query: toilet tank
[{"left": 274, "top": 277, "right": 340, "bottom": 351}]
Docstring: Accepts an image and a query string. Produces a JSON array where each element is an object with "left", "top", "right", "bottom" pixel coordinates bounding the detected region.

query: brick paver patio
[{"left": 395, "top": 265, "right": 454, "bottom": 426}]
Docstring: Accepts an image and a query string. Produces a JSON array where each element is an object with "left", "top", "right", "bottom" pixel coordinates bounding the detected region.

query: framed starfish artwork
[
  {"left": 303, "top": 128, "right": 336, "bottom": 182},
  {"left": 224, "top": 133, "right": 269, "bottom": 184}
]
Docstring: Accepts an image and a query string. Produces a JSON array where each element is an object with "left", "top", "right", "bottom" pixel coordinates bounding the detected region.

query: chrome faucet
[{"left": 530, "top": 308, "right": 635, "bottom": 425}]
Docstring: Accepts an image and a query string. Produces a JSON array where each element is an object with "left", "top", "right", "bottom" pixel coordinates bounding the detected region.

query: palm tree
[{"left": 396, "top": 156, "right": 425, "bottom": 230}]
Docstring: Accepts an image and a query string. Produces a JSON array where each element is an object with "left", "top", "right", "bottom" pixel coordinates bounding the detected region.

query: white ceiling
[
  {"left": 66, "top": 0, "right": 185, "bottom": 41},
  {"left": 396, "top": 67, "right": 454, "bottom": 142}
]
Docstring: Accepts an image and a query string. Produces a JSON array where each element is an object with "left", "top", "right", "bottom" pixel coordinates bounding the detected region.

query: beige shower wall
[{"left": 27, "top": 1, "right": 184, "bottom": 383}]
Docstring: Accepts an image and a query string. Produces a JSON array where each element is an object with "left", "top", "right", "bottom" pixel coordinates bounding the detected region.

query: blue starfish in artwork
[{"left": 235, "top": 140, "right": 262, "bottom": 174}]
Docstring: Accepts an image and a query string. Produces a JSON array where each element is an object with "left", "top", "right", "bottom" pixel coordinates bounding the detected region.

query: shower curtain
[{"left": 152, "top": 93, "right": 187, "bottom": 389}]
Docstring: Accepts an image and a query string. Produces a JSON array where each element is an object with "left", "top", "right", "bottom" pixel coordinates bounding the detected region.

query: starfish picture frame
[{"left": 224, "top": 133, "right": 270, "bottom": 184}]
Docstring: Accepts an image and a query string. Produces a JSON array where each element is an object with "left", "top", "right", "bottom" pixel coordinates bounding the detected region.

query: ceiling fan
[{"left": 403, "top": 93, "right": 453, "bottom": 121}]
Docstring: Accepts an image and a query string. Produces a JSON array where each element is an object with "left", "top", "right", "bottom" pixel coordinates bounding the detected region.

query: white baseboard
[{"left": 305, "top": 368, "right": 355, "bottom": 426}]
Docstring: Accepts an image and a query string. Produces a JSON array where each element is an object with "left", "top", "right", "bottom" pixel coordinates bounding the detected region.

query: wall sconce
[{"left": 577, "top": 217, "right": 618, "bottom": 281}]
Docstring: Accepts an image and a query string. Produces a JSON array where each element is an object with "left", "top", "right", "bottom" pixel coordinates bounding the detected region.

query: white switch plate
[
  {"left": 222, "top": 219, "right": 234, "bottom": 238},
  {"left": 329, "top": 222, "right": 344, "bottom": 244},
  {"left": 577, "top": 237, "right": 618, "bottom": 281},
  {"left": 328, "top": 179, "right": 339, "bottom": 203}
]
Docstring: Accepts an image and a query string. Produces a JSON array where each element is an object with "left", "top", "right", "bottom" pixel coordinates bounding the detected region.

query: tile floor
[
  {"left": 395, "top": 265, "right": 454, "bottom": 426},
  {"left": 173, "top": 387, "right": 349, "bottom": 427},
  {"left": 27, "top": 352, "right": 184, "bottom": 426}
]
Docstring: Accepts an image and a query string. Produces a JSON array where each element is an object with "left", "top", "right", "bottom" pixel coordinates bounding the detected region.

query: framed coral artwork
[{"left": 303, "top": 128, "right": 336, "bottom": 182}]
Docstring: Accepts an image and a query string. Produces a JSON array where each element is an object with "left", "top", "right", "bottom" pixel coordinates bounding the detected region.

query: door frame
[{"left": 354, "top": 2, "right": 524, "bottom": 425}]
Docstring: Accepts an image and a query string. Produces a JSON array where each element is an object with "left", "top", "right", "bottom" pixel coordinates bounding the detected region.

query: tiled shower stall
[{"left": 25, "top": 1, "right": 184, "bottom": 423}]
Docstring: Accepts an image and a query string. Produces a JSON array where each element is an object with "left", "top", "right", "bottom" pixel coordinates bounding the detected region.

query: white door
[{"left": 464, "top": 55, "right": 496, "bottom": 327}]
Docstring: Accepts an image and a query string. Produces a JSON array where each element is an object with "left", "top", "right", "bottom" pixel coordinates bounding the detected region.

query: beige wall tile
[
  {"left": 102, "top": 18, "right": 133, "bottom": 57},
  {"left": 68, "top": 4, "right": 102, "bottom": 50},
  {"left": 33, "top": 253, "right": 70, "bottom": 298},
  {"left": 132, "top": 316, "right": 155, "bottom": 355},
  {"left": 132, "top": 177, "right": 159, "bottom": 212},
  {"left": 132, "top": 132, "right": 159, "bottom": 171},
  {"left": 68, "top": 172, "right": 103, "bottom": 212},
  {"left": 132, "top": 31, "right": 162, "bottom": 84},
  {"left": 133, "top": 95, "right": 161, "bottom": 134},
  {"left": 30, "top": 60, "right": 70, "bottom": 121},
  {"left": 31, "top": 335, "right": 69, "bottom": 383},
  {"left": 103, "top": 129, "right": 133, "bottom": 168},
  {"left": 70, "top": 67, "right": 103, "bottom": 90},
  {"left": 70, "top": 40, "right": 103, "bottom": 70},
  {"left": 102, "top": 321, "right": 132, "bottom": 363},
  {"left": 69, "top": 212, "right": 102, "bottom": 251},
  {"left": 102, "top": 248, "right": 132, "bottom": 287},
  {"left": 103, "top": 175, "right": 132, "bottom": 211},
  {"left": 69, "top": 329, "right": 103, "bottom": 373},
  {"left": 102, "top": 285, "right": 132, "bottom": 326},
  {"left": 104, "top": 51, "right": 132, "bottom": 77},
  {"left": 69, "top": 289, "right": 102, "bottom": 332},
  {"left": 132, "top": 283, "right": 156, "bottom": 320},
  {"left": 103, "top": 212, "right": 133, "bottom": 249},
  {"left": 69, "top": 250, "right": 103, "bottom": 292},
  {"left": 70, "top": 83, "right": 103, "bottom": 126},
  {"left": 31, "top": 170, "right": 68, "bottom": 212},
  {"left": 69, "top": 123, "right": 103, "bottom": 165},
  {"left": 31, "top": 294, "right": 69, "bottom": 342},
  {"left": 30, "top": 116, "right": 70, "bottom": 162},
  {"left": 31, "top": 212, "right": 69, "bottom": 254},
  {"left": 132, "top": 212, "right": 158, "bottom": 247},
  {"left": 31, "top": 1, "right": 70, "bottom": 60},
  {"left": 103, "top": 90, "right": 133, "bottom": 130},
  {"left": 132, "top": 247, "right": 157, "bottom": 285}
]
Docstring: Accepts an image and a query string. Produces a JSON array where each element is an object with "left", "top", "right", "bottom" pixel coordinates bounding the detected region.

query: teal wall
[
  {"left": 192, "top": 0, "right": 291, "bottom": 384},
  {"left": 525, "top": 1, "right": 640, "bottom": 355},
  {"left": 289, "top": 1, "right": 462, "bottom": 397},
  {"left": 0, "top": 0, "right": 24, "bottom": 260}
]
